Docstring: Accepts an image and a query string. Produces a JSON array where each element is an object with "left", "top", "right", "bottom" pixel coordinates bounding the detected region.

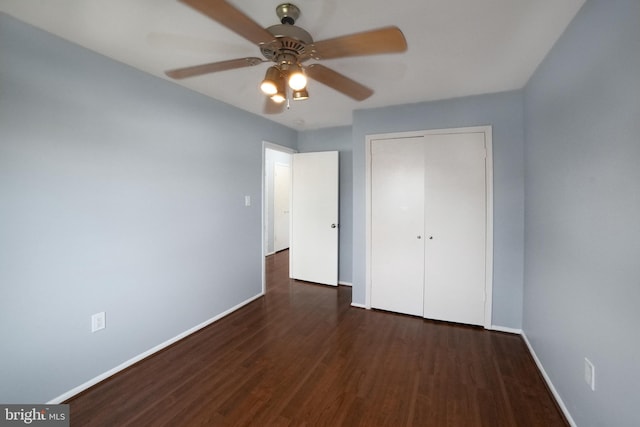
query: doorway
[
  {"left": 262, "top": 142, "right": 295, "bottom": 293},
  {"left": 262, "top": 143, "right": 341, "bottom": 293}
]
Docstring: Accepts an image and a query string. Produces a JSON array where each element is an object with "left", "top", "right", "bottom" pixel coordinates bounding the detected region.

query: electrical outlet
[
  {"left": 584, "top": 357, "right": 595, "bottom": 391},
  {"left": 91, "top": 312, "right": 106, "bottom": 333}
]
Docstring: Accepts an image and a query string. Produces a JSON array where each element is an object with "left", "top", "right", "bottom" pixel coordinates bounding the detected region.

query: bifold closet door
[
  {"left": 423, "top": 133, "right": 486, "bottom": 326},
  {"left": 370, "top": 131, "right": 487, "bottom": 325},
  {"left": 370, "top": 137, "right": 425, "bottom": 316}
]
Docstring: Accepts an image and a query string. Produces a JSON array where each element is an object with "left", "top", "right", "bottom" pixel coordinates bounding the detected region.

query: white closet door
[
  {"left": 423, "top": 132, "right": 486, "bottom": 326},
  {"left": 371, "top": 137, "right": 425, "bottom": 316}
]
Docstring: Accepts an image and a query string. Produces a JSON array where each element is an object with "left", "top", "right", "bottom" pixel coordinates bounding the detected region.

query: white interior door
[
  {"left": 274, "top": 162, "right": 290, "bottom": 252},
  {"left": 370, "top": 138, "right": 425, "bottom": 316},
  {"left": 290, "top": 151, "right": 339, "bottom": 286},
  {"left": 423, "top": 132, "right": 486, "bottom": 326}
]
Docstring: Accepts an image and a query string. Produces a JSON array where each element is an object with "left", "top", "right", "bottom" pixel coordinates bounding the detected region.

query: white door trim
[
  {"left": 364, "top": 126, "right": 493, "bottom": 328},
  {"left": 262, "top": 141, "right": 296, "bottom": 295}
]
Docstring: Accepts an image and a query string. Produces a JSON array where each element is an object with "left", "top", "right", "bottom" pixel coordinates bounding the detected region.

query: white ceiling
[{"left": 1, "top": 0, "right": 585, "bottom": 130}]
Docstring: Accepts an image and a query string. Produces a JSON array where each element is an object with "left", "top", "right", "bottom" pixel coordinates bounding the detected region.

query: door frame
[
  {"left": 262, "top": 141, "right": 296, "bottom": 295},
  {"left": 364, "top": 126, "right": 494, "bottom": 328}
]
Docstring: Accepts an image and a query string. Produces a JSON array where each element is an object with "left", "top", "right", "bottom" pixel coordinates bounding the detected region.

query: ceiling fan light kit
[
  {"left": 292, "top": 88, "right": 309, "bottom": 101},
  {"left": 270, "top": 74, "right": 288, "bottom": 103},
  {"left": 166, "top": 0, "right": 408, "bottom": 113},
  {"left": 260, "top": 66, "right": 281, "bottom": 95},
  {"left": 285, "top": 63, "right": 307, "bottom": 91}
]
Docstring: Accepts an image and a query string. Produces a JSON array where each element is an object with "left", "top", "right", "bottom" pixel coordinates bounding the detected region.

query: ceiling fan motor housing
[
  {"left": 261, "top": 23, "right": 313, "bottom": 62},
  {"left": 260, "top": 3, "right": 311, "bottom": 64}
]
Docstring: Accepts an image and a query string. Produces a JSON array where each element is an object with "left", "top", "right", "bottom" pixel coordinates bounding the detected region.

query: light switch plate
[
  {"left": 584, "top": 357, "right": 595, "bottom": 391},
  {"left": 91, "top": 312, "right": 106, "bottom": 333}
]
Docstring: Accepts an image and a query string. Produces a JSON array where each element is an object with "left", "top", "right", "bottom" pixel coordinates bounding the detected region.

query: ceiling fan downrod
[{"left": 276, "top": 3, "right": 300, "bottom": 25}]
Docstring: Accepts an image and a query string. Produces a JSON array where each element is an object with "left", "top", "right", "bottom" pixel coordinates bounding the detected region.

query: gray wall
[
  {"left": 297, "top": 126, "right": 353, "bottom": 284},
  {"left": 523, "top": 0, "right": 640, "bottom": 425},
  {"left": 0, "top": 14, "right": 296, "bottom": 403},
  {"left": 351, "top": 91, "right": 525, "bottom": 328}
]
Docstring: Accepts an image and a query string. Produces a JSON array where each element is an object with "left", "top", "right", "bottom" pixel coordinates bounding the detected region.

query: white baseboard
[
  {"left": 47, "top": 292, "right": 264, "bottom": 404},
  {"left": 489, "top": 325, "right": 522, "bottom": 334},
  {"left": 350, "top": 302, "right": 367, "bottom": 309},
  {"left": 521, "top": 332, "right": 577, "bottom": 427},
  {"left": 338, "top": 281, "right": 353, "bottom": 287}
]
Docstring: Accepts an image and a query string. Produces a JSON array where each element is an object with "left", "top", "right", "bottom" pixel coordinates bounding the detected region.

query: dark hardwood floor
[{"left": 67, "top": 250, "right": 567, "bottom": 426}]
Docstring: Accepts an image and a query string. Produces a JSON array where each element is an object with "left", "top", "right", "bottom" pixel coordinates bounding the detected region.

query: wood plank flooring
[{"left": 67, "top": 250, "right": 567, "bottom": 426}]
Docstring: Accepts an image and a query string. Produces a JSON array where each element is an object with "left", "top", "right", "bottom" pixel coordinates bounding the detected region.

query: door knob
[
  {"left": 417, "top": 235, "right": 422, "bottom": 239},
  {"left": 429, "top": 236, "right": 433, "bottom": 240},
  {"left": 331, "top": 223, "right": 337, "bottom": 228}
]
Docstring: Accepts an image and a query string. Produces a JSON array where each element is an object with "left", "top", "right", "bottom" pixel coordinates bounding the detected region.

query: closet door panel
[
  {"left": 371, "top": 138, "right": 425, "bottom": 316},
  {"left": 423, "top": 132, "right": 486, "bottom": 326}
]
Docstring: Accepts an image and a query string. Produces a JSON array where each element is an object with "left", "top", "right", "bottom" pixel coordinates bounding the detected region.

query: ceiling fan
[{"left": 165, "top": 0, "right": 408, "bottom": 113}]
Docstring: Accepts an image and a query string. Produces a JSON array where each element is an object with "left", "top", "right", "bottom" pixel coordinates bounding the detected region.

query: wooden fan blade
[
  {"left": 165, "top": 57, "right": 263, "bottom": 79},
  {"left": 307, "top": 26, "right": 407, "bottom": 60},
  {"left": 179, "top": 0, "right": 275, "bottom": 45},
  {"left": 264, "top": 97, "right": 286, "bottom": 115},
  {"left": 306, "top": 64, "right": 373, "bottom": 101}
]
